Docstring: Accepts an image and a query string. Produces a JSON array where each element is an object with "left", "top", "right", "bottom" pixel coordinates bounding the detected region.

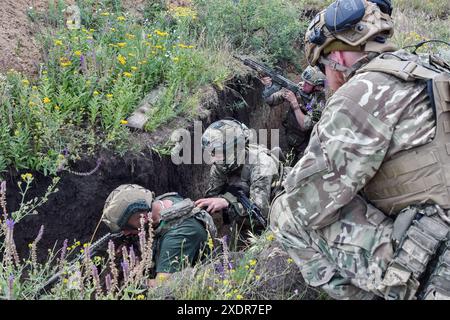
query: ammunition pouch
[{"left": 379, "top": 204, "right": 450, "bottom": 299}]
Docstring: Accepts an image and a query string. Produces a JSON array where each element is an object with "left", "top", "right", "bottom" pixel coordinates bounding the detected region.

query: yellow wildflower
[
  {"left": 225, "top": 293, "right": 232, "bottom": 298},
  {"left": 55, "top": 105, "right": 60, "bottom": 111},
  {"left": 66, "top": 247, "right": 71, "bottom": 251},
  {"left": 80, "top": 249, "right": 84, "bottom": 254},
  {"left": 117, "top": 16, "right": 126, "bottom": 22},
  {"left": 120, "top": 119, "right": 128, "bottom": 125},
  {"left": 208, "top": 286, "right": 213, "bottom": 290},
  {"left": 126, "top": 33, "right": 136, "bottom": 40},
  {"left": 154, "top": 30, "right": 169, "bottom": 37},
  {"left": 131, "top": 66, "right": 138, "bottom": 71},
  {"left": 236, "top": 294, "right": 243, "bottom": 300},
  {"left": 266, "top": 233, "right": 275, "bottom": 241},
  {"left": 153, "top": 45, "right": 163, "bottom": 50},
  {"left": 89, "top": 28, "right": 95, "bottom": 33},
  {"left": 128, "top": 53, "right": 136, "bottom": 58},
  {"left": 250, "top": 269, "right": 255, "bottom": 274},
  {"left": 100, "top": 12, "right": 110, "bottom": 16},
  {"left": 123, "top": 72, "right": 132, "bottom": 78},
  {"left": 207, "top": 236, "right": 214, "bottom": 251},
  {"left": 54, "top": 40, "right": 63, "bottom": 46},
  {"left": 106, "top": 94, "right": 113, "bottom": 99},
  {"left": 245, "top": 265, "right": 250, "bottom": 270},
  {"left": 75, "top": 241, "right": 81, "bottom": 246},
  {"left": 117, "top": 54, "right": 127, "bottom": 65},
  {"left": 83, "top": 243, "right": 90, "bottom": 248},
  {"left": 22, "top": 79, "right": 30, "bottom": 86},
  {"left": 28, "top": 101, "right": 35, "bottom": 107},
  {"left": 93, "top": 91, "right": 100, "bottom": 96},
  {"left": 249, "top": 259, "right": 257, "bottom": 266},
  {"left": 172, "top": 57, "right": 180, "bottom": 62},
  {"left": 32, "top": 86, "right": 37, "bottom": 90},
  {"left": 136, "top": 294, "right": 145, "bottom": 300},
  {"left": 21, "top": 173, "right": 33, "bottom": 182},
  {"left": 255, "top": 275, "right": 261, "bottom": 280},
  {"left": 117, "top": 42, "right": 127, "bottom": 48},
  {"left": 74, "top": 50, "right": 82, "bottom": 57},
  {"left": 287, "top": 258, "right": 294, "bottom": 264},
  {"left": 60, "top": 57, "right": 72, "bottom": 68},
  {"left": 178, "top": 43, "right": 194, "bottom": 49},
  {"left": 43, "top": 97, "right": 51, "bottom": 104},
  {"left": 28, "top": 243, "right": 33, "bottom": 248},
  {"left": 110, "top": 27, "right": 116, "bottom": 32},
  {"left": 223, "top": 279, "right": 229, "bottom": 286},
  {"left": 42, "top": 71, "right": 48, "bottom": 75},
  {"left": 63, "top": 279, "right": 69, "bottom": 284},
  {"left": 147, "top": 34, "right": 152, "bottom": 39}
]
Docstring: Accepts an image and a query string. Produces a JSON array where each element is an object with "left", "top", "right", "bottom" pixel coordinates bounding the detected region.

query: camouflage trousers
[{"left": 270, "top": 194, "right": 394, "bottom": 300}]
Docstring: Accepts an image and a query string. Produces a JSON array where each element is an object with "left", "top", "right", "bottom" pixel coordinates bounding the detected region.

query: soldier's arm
[
  {"left": 249, "top": 155, "right": 280, "bottom": 219},
  {"left": 262, "top": 83, "right": 284, "bottom": 107},
  {"left": 204, "top": 165, "right": 227, "bottom": 197},
  {"left": 281, "top": 93, "right": 394, "bottom": 230}
]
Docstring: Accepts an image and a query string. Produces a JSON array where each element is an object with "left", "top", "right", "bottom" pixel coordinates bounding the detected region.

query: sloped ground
[{"left": 0, "top": 0, "right": 148, "bottom": 75}]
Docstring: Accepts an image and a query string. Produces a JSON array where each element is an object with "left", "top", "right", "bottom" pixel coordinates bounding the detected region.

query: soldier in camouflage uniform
[
  {"left": 261, "top": 66, "right": 326, "bottom": 163},
  {"left": 270, "top": 0, "right": 450, "bottom": 300},
  {"left": 102, "top": 184, "right": 216, "bottom": 286},
  {"left": 195, "top": 119, "right": 284, "bottom": 243}
]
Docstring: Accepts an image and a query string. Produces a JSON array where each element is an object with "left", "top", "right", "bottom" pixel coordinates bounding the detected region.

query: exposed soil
[{"left": 0, "top": 0, "right": 148, "bottom": 75}]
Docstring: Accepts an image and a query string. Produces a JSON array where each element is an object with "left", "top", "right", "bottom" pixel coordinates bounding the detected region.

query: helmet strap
[{"left": 319, "top": 56, "right": 349, "bottom": 73}]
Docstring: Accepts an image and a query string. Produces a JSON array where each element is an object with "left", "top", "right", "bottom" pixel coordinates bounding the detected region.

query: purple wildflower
[
  {"left": 35, "top": 225, "right": 44, "bottom": 243},
  {"left": 8, "top": 274, "right": 14, "bottom": 296},
  {"left": 305, "top": 102, "right": 313, "bottom": 112},
  {"left": 105, "top": 274, "right": 112, "bottom": 292},
  {"left": 214, "top": 262, "right": 225, "bottom": 279},
  {"left": 60, "top": 239, "right": 68, "bottom": 261},
  {"left": 80, "top": 54, "right": 87, "bottom": 74},
  {"left": 5, "top": 219, "right": 14, "bottom": 231}
]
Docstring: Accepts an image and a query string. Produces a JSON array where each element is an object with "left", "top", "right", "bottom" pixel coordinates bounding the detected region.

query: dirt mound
[{"left": 0, "top": 0, "right": 44, "bottom": 75}]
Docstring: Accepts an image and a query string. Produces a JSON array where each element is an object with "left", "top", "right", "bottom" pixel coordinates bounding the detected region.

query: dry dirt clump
[
  {"left": 0, "top": 0, "right": 46, "bottom": 75},
  {"left": 0, "top": 0, "right": 148, "bottom": 76}
]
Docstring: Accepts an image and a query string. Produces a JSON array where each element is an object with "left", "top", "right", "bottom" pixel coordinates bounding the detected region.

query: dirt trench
[{"left": 5, "top": 74, "right": 289, "bottom": 260}]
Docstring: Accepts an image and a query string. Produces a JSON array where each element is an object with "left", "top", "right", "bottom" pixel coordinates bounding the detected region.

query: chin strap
[{"left": 319, "top": 52, "right": 381, "bottom": 81}]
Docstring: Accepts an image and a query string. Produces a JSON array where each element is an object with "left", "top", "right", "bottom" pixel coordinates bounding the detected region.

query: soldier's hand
[
  {"left": 281, "top": 89, "right": 300, "bottom": 109},
  {"left": 195, "top": 197, "right": 229, "bottom": 214},
  {"left": 260, "top": 77, "right": 272, "bottom": 87}
]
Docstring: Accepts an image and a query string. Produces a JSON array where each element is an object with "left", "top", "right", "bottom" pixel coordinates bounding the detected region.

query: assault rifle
[
  {"left": 37, "top": 232, "right": 125, "bottom": 297},
  {"left": 233, "top": 55, "right": 312, "bottom": 106},
  {"left": 226, "top": 186, "right": 268, "bottom": 229}
]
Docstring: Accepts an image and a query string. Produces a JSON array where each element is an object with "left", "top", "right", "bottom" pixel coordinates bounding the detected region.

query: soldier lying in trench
[{"left": 102, "top": 184, "right": 217, "bottom": 286}]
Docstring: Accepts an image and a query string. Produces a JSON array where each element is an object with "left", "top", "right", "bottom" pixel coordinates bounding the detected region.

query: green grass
[{"left": 0, "top": 0, "right": 306, "bottom": 177}]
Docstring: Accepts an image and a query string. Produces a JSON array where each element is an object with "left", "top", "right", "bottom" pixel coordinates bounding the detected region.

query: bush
[{"left": 193, "top": 0, "right": 307, "bottom": 63}]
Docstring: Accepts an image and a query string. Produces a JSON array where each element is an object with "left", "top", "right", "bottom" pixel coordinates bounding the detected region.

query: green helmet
[
  {"left": 201, "top": 119, "right": 250, "bottom": 172},
  {"left": 102, "top": 184, "right": 154, "bottom": 232},
  {"left": 301, "top": 66, "right": 326, "bottom": 87}
]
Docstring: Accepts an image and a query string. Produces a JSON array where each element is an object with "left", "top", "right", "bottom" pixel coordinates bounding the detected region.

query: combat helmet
[
  {"left": 301, "top": 66, "right": 326, "bottom": 87},
  {"left": 102, "top": 184, "right": 154, "bottom": 232},
  {"left": 202, "top": 118, "right": 251, "bottom": 172},
  {"left": 304, "top": 0, "right": 395, "bottom": 70}
]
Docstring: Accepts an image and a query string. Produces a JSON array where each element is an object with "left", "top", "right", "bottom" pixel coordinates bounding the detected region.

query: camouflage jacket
[
  {"left": 205, "top": 144, "right": 282, "bottom": 219},
  {"left": 262, "top": 83, "right": 326, "bottom": 132},
  {"left": 275, "top": 50, "right": 436, "bottom": 231}
]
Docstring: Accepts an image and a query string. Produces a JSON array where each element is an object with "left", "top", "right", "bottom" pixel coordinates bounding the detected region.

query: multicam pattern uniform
[
  {"left": 205, "top": 144, "right": 282, "bottom": 221},
  {"left": 263, "top": 84, "right": 326, "bottom": 159},
  {"left": 270, "top": 51, "right": 437, "bottom": 299}
]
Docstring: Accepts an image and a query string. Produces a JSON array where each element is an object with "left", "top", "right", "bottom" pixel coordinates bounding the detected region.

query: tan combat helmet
[
  {"left": 201, "top": 118, "right": 251, "bottom": 172},
  {"left": 102, "top": 184, "right": 154, "bottom": 232},
  {"left": 301, "top": 66, "right": 326, "bottom": 87},
  {"left": 304, "top": 0, "right": 395, "bottom": 69}
]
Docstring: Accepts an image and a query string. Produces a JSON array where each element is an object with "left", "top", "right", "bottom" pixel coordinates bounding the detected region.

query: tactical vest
[
  {"left": 153, "top": 192, "right": 217, "bottom": 239},
  {"left": 358, "top": 52, "right": 450, "bottom": 215}
]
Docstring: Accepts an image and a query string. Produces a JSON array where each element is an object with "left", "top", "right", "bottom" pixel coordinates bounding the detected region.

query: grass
[{"left": 0, "top": 0, "right": 306, "bottom": 177}]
